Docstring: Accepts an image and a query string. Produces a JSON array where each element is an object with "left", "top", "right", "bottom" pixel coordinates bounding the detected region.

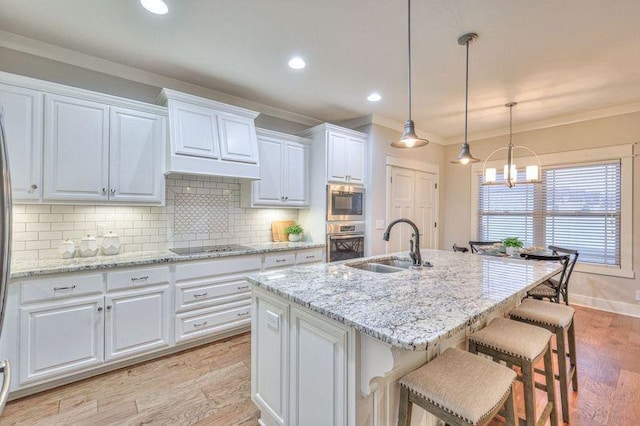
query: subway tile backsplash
[{"left": 12, "top": 174, "right": 299, "bottom": 260}]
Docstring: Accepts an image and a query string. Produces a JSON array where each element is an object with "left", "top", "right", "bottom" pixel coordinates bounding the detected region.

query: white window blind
[{"left": 477, "top": 161, "right": 621, "bottom": 266}]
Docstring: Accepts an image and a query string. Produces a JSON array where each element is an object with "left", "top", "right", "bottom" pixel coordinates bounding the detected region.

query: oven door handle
[{"left": 328, "top": 234, "right": 365, "bottom": 240}]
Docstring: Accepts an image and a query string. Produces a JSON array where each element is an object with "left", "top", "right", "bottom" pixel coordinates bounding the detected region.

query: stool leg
[
  {"left": 555, "top": 327, "right": 570, "bottom": 423},
  {"left": 568, "top": 319, "right": 579, "bottom": 392},
  {"left": 544, "top": 346, "right": 559, "bottom": 426},
  {"left": 398, "top": 386, "right": 412, "bottom": 426},
  {"left": 522, "top": 360, "right": 536, "bottom": 426},
  {"left": 504, "top": 385, "right": 517, "bottom": 426}
]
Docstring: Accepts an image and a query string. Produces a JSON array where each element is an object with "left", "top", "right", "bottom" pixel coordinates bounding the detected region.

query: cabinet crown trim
[
  {"left": 0, "top": 71, "right": 167, "bottom": 115},
  {"left": 256, "top": 128, "right": 311, "bottom": 145},
  {"left": 297, "top": 123, "right": 368, "bottom": 140},
  {"left": 158, "top": 88, "right": 260, "bottom": 119}
]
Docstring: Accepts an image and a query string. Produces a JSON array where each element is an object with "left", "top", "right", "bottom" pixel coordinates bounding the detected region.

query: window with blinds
[{"left": 477, "top": 161, "right": 621, "bottom": 266}]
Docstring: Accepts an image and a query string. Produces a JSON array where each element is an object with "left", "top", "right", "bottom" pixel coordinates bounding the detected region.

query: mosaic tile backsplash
[{"left": 12, "top": 174, "right": 299, "bottom": 260}]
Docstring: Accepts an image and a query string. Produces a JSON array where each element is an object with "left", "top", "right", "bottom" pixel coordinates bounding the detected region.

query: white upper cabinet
[
  {"left": 299, "top": 124, "right": 367, "bottom": 186},
  {"left": 241, "top": 129, "right": 309, "bottom": 208},
  {"left": 0, "top": 72, "right": 168, "bottom": 205},
  {"left": 327, "top": 131, "right": 365, "bottom": 184},
  {"left": 44, "top": 95, "right": 166, "bottom": 204},
  {"left": 109, "top": 107, "right": 165, "bottom": 204},
  {"left": 44, "top": 94, "right": 110, "bottom": 202},
  {"left": 0, "top": 84, "right": 43, "bottom": 201},
  {"left": 159, "top": 89, "right": 260, "bottom": 179},
  {"left": 169, "top": 99, "right": 220, "bottom": 159},
  {"left": 218, "top": 114, "right": 258, "bottom": 163}
]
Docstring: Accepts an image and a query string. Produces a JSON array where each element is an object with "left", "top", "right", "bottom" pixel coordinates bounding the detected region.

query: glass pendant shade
[
  {"left": 450, "top": 142, "right": 480, "bottom": 164},
  {"left": 526, "top": 165, "right": 539, "bottom": 181},
  {"left": 391, "top": 120, "right": 429, "bottom": 148},
  {"left": 485, "top": 168, "right": 497, "bottom": 183}
]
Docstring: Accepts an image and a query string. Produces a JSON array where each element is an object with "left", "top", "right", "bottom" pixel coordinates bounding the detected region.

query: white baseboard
[{"left": 571, "top": 294, "right": 640, "bottom": 318}]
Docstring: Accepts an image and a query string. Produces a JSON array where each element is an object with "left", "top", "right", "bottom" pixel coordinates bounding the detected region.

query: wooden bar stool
[
  {"left": 398, "top": 347, "right": 517, "bottom": 426},
  {"left": 468, "top": 318, "right": 559, "bottom": 426},
  {"left": 510, "top": 299, "right": 578, "bottom": 423}
]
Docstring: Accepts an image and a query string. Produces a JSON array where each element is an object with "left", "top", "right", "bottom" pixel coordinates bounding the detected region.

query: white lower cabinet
[
  {"left": 105, "top": 285, "right": 171, "bottom": 361},
  {"left": 19, "top": 295, "right": 104, "bottom": 384},
  {"left": 252, "top": 288, "right": 350, "bottom": 426}
]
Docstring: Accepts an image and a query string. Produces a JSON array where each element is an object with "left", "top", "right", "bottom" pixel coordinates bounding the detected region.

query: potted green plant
[
  {"left": 502, "top": 237, "right": 523, "bottom": 255},
  {"left": 285, "top": 224, "right": 304, "bottom": 242}
]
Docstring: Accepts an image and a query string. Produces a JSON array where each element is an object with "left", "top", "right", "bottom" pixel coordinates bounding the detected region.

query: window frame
[{"left": 470, "top": 144, "right": 634, "bottom": 278}]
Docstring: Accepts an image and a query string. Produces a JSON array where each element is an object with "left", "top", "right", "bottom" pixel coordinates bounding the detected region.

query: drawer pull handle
[
  {"left": 305, "top": 255, "right": 315, "bottom": 259},
  {"left": 131, "top": 276, "right": 149, "bottom": 282},
  {"left": 193, "top": 321, "right": 208, "bottom": 328},
  {"left": 275, "top": 259, "right": 286, "bottom": 263},
  {"left": 193, "top": 292, "right": 208, "bottom": 298},
  {"left": 53, "top": 285, "right": 76, "bottom": 291},
  {"left": 237, "top": 285, "right": 249, "bottom": 290},
  {"left": 237, "top": 311, "right": 250, "bottom": 317}
]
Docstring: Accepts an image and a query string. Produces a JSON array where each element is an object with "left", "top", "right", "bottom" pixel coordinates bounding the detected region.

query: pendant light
[
  {"left": 451, "top": 33, "right": 480, "bottom": 164},
  {"left": 391, "top": 0, "right": 428, "bottom": 148},
  {"left": 482, "top": 102, "right": 541, "bottom": 187}
]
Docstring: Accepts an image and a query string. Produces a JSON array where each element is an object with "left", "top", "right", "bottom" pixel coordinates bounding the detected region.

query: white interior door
[
  {"left": 387, "top": 166, "right": 438, "bottom": 254},
  {"left": 414, "top": 171, "right": 438, "bottom": 249},
  {"left": 387, "top": 167, "right": 416, "bottom": 253}
]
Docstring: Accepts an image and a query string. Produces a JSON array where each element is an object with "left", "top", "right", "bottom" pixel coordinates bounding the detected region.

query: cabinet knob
[
  {"left": 97, "top": 307, "right": 103, "bottom": 312},
  {"left": 28, "top": 184, "right": 37, "bottom": 193},
  {"left": 106, "top": 305, "right": 112, "bottom": 311},
  {"left": 284, "top": 196, "right": 289, "bottom": 201},
  {"left": 110, "top": 188, "right": 116, "bottom": 194},
  {"left": 102, "top": 188, "right": 107, "bottom": 195}
]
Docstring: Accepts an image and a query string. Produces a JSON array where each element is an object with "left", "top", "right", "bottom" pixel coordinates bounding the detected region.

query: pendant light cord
[
  {"left": 407, "top": 0, "right": 412, "bottom": 121},
  {"left": 509, "top": 104, "right": 513, "bottom": 147},
  {"left": 464, "top": 39, "right": 469, "bottom": 145}
]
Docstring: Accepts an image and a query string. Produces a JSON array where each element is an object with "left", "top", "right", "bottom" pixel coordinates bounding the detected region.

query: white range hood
[{"left": 158, "top": 89, "right": 260, "bottom": 180}]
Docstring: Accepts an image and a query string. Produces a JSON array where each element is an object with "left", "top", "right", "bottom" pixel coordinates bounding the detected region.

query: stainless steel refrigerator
[{"left": 0, "top": 109, "right": 13, "bottom": 413}]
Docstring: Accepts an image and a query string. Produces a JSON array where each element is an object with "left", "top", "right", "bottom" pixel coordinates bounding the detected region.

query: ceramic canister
[
  {"left": 58, "top": 239, "right": 76, "bottom": 259},
  {"left": 101, "top": 231, "right": 121, "bottom": 256},
  {"left": 79, "top": 234, "right": 99, "bottom": 257}
]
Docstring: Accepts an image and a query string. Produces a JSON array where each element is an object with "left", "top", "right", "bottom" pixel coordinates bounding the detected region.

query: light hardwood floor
[{"left": 3, "top": 305, "right": 640, "bottom": 425}]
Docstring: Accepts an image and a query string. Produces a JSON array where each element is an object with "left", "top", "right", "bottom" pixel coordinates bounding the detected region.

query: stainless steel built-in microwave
[{"left": 326, "top": 184, "right": 365, "bottom": 222}]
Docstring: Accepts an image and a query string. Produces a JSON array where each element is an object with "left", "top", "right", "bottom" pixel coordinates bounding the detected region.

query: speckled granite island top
[
  {"left": 10, "top": 241, "right": 324, "bottom": 279},
  {"left": 248, "top": 249, "right": 562, "bottom": 351}
]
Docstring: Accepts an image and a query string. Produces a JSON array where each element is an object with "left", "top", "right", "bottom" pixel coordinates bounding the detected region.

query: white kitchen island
[{"left": 248, "top": 249, "right": 562, "bottom": 426}]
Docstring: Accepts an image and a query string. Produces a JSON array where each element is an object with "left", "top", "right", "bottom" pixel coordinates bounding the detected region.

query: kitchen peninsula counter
[{"left": 248, "top": 249, "right": 562, "bottom": 426}]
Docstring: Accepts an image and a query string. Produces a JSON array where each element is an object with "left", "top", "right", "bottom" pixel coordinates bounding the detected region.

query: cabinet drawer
[
  {"left": 21, "top": 273, "right": 104, "bottom": 304},
  {"left": 175, "top": 302, "right": 251, "bottom": 343},
  {"left": 175, "top": 256, "right": 262, "bottom": 281},
  {"left": 176, "top": 274, "right": 252, "bottom": 312},
  {"left": 296, "top": 249, "right": 324, "bottom": 265},
  {"left": 264, "top": 253, "right": 295, "bottom": 269},
  {"left": 107, "top": 266, "right": 170, "bottom": 291}
]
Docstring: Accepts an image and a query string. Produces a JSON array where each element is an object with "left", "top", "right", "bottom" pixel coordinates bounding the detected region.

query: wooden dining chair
[
  {"left": 468, "top": 240, "right": 502, "bottom": 254},
  {"left": 526, "top": 246, "right": 579, "bottom": 305}
]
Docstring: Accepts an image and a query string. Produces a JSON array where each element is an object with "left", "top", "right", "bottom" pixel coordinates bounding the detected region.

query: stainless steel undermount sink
[{"left": 347, "top": 257, "right": 415, "bottom": 273}]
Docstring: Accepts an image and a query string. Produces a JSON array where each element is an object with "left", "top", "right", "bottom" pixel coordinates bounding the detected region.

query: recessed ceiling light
[
  {"left": 288, "top": 57, "right": 306, "bottom": 70},
  {"left": 367, "top": 93, "right": 382, "bottom": 102},
  {"left": 140, "top": 0, "right": 168, "bottom": 15}
]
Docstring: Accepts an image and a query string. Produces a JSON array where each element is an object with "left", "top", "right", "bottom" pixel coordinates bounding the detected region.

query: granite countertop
[
  {"left": 10, "top": 241, "right": 325, "bottom": 279},
  {"left": 247, "top": 249, "right": 562, "bottom": 351}
]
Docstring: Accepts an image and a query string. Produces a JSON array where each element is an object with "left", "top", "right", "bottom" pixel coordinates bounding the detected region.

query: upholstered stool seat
[
  {"left": 469, "top": 318, "right": 559, "bottom": 426},
  {"left": 398, "top": 348, "right": 517, "bottom": 426},
  {"left": 510, "top": 299, "right": 578, "bottom": 423}
]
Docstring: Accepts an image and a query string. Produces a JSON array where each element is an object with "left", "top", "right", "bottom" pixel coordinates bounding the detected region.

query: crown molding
[
  {"left": 0, "top": 30, "right": 323, "bottom": 127},
  {"left": 445, "top": 102, "right": 640, "bottom": 145},
  {"left": 340, "top": 114, "right": 446, "bottom": 145}
]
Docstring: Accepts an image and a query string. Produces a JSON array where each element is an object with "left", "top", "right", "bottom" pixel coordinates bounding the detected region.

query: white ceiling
[{"left": 1, "top": 0, "right": 639, "bottom": 143}]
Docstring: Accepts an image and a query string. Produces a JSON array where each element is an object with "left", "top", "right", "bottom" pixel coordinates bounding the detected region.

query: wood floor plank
[{"left": 4, "top": 309, "right": 640, "bottom": 425}]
